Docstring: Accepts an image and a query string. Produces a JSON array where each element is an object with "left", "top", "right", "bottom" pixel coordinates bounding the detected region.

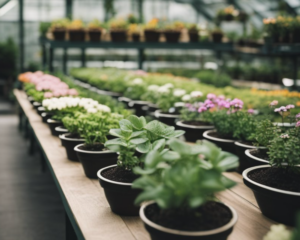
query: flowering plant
[
  {"left": 105, "top": 115, "right": 184, "bottom": 170},
  {"left": 133, "top": 139, "right": 238, "bottom": 210},
  {"left": 123, "top": 78, "right": 147, "bottom": 100}
]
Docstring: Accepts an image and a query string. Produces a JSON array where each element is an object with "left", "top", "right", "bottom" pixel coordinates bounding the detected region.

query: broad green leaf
[
  {"left": 130, "top": 138, "right": 148, "bottom": 145},
  {"left": 119, "top": 119, "right": 133, "bottom": 131},
  {"left": 152, "top": 139, "right": 166, "bottom": 151},
  {"left": 109, "top": 129, "right": 123, "bottom": 138},
  {"left": 136, "top": 140, "right": 151, "bottom": 153},
  {"left": 144, "top": 150, "right": 161, "bottom": 168},
  {"left": 127, "top": 115, "right": 146, "bottom": 130},
  {"left": 105, "top": 138, "right": 127, "bottom": 147},
  {"left": 130, "top": 130, "right": 146, "bottom": 139},
  {"left": 144, "top": 120, "right": 166, "bottom": 137},
  {"left": 167, "top": 138, "right": 192, "bottom": 155}
]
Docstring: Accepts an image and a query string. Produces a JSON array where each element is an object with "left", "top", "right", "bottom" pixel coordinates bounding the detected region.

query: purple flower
[
  {"left": 218, "top": 100, "right": 231, "bottom": 109},
  {"left": 274, "top": 106, "right": 287, "bottom": 112},
  {"left": 270, "top": 100, "right": 278, "bottom": 106},
  {"left": 230, "top": 98, "right": 244, "bottom": 109},
  {"left": 286, "top": 104, "right": 295, "bottom": 110},
  {"left": 198, "top": 106, "right": 207, "bottom": 113},
  {"left": 248, "top": 109, "right": 254, "bottom": 114},
  {"left": 296, "top": 121, "right": 300, "bottom": 127},
  {"left": 296, "top": 113, "right": 300, "bottom": 119}
]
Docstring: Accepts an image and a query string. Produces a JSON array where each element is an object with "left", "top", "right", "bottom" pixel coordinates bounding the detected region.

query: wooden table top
[{"left": 14, "top": 89, "right": 277, "bottom": 240}]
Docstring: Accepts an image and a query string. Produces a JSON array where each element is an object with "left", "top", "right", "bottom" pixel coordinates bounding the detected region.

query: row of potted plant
[{"left": 21, "top": 70, "right": 300, "bottom": 238}]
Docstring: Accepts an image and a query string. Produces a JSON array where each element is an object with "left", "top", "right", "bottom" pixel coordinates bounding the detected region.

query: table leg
[
  {"left": 138, "top": 48, "right": 144, "bottom": 70},
  {"left": 66, "top": 212, "right": 77, "bottom": 240},
  {"left": 28, "top": 127, "right": 35, "bottom": 155}
]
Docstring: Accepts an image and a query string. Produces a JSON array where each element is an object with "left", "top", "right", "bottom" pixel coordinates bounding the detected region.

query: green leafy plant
[
  {"left": 78, "top": 112, "right": 122, "bottom": 150},
  {"left": 211, "top": 110, "right": 238, "bottom": 138},
  {"left": 105, "top": 115, "right": 184, "bottom": 170},
  {"left": 254, "top": 119, "right": 281, "bottom": 148},
  {"left": 123, "top": 78, "right": 147, "bottom": 100},
  {"left": 26, "top": 88, "right": 45, "bottom": 102},
  {"left": 232, "top": 111, "right": 257, "bottom": 142},
  {"left": 62, "top": 114, "right": 81, "bottom": 136},
  {"left": 39, "top": 22, "right": 51, "bottom": 37},
  {"left": 133, "top": 138, "right": 238, "bottom": 209}
]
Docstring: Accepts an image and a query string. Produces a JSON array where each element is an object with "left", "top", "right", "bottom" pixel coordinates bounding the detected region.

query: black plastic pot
[
  {"left": 243, "top": 165, "right": 300, "bottom": 226},
  {"left": 244, "top": 149, "right": 269, "bottom": 167},
  {"left": 75, "top": 144, "right": 118, "bottom": 179},
  {"left": 211, "top": 33, "right": 223, "bottom": 43},
  {"left": 37, "top": 107, "right": 46, "bottom": 116},
  {"left": 97, "top": 89, "right": 121, "bottom": 100},
  {"left": 234, "top": 142, "right": 259, "bottom": 173},
  {"left": 47, "top": 119, "right": 62, "bottom": 136},
  {"left": 110, "top": 31, "right": 127, "bottom": 42},
  {"left": 41, "top": 112, "right": 53, "bottom": 123},
  {"left": 202, "top": 130, "right": 235, "bottom": 154},
  {"left": 147, "top": 104, "right": 159, "bottom": 117},
  {"left": 54, "top": 126, "right": 69, "bottom": 137},
  {"left": 27, "top": 96, "right": 35, "bottom": 105},
  {"left": 97, "top": 165, "right": 141, "bottom": 216},
  {"left": 59, "top": 133, "right": 85, "bottom": 162},
  {"left": 176, "top": 121, "right": 214, "bottom": 143},
  {"left": 33, "top": 101, "right": 42, "bottom": 110},
  {"left": 128, "top": 101, "right": 150, "bottom": 117},
  {"left": 88, "top": 30, "right": 102, "bottom": 42},
  {"left": 52, "top": 29, "right": 66, "bottom": 41},
  {"left": 189, "top": 32, "right": 199, "bottom": 42},
  {"left": 154, "top": 110, "right": 180, "bottom": 127},
  {"left": 69, "top": 30, "right": 86, "bottom": 42},
  {"left": 140, "top": 201, "right": 238, "bottom": 240},
  {"left": 118, "top": 97, "right": 133, "bottom": 109},
  {"left": 164, "top": 31, "right": 181, "bottom": 43},
  {"left": 144, "top": 30, "right": 161, "bottom": 42},
  {"left": 132, "top": 33, "right": 140, "bottom": 42}
]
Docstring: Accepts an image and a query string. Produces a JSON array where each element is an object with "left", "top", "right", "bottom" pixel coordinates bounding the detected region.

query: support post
[
  {"left": 28, "top": 127, "right": 35, "bottom": 155},
  {"left": 81, "top": 48, "right": 86, "bottom": 67},
  {"left": 19, "top": 0, "right": 24, "bottom": 72},
  {"left": 49, "top": 47, "right": 54, "bottom": 72},
  {"left": 293, "top": 56, "right": 298, "bottom": 89},
  {"left": 137, "top": 0, "right": 143, "bottom": 23},
  {"left": 63, "top": 48, "right": 68, "bottom": 74},
  {"left": 138, "top": 48, "right": 144, "bottom": 70},
  {"left": 66, "top": 212, "right": 77, "bottom": 240},
  {"left": 42, "top": 44, "right": 47, "bottom": 71},
  {"left": 65, "top": 0, "right": 73, "bottom": 19}
]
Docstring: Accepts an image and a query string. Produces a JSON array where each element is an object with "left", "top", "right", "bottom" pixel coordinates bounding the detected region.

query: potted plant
[
  {"left": 154, "top": 84, "right": 186, "bottom": 126},
  {"left": 263, "top": 17, "right": 279, "bottom": 43},
  {"left": 140, "top": 84, "right": 160, "bottom": 117},
  {"left": 123, "top": 78, "right": 148, "bottom": 116},
  {"left": 176, "top": 91, "right": 215, "bottom": 142},
  {"left": 50, "top": 18, "right": 70, "bottom": 41},
  {"left": 97, "top": 115, "right": 184, "bottom": 216},
  {"left": 162, "top": 21, "right": 184, "bottom": 43},
  {"left": 187, "top": 23, "right": 199, "bottom": 42},
  {"left": 133, "top": 139, "right": 239, "bottom": 240},
  {"left": 87, "top": 19, "right": 102, "bottom": 42},
  {"left": 74, "top": 112, "right": 121, "bottom": 178},
  {"left": 39, "top": 22, "right": 51, "bottom": 38},
  {"left": 109, "top": 18, "right": 128, "bottom": 42},
  {"left": 144, "top": 18, "right": 161, "bottom": 42},
  {"left": 211, "top": 27, "right": 224, "bottom": 43},
  {"left": 216, "top": 5, "right": 237, "bottom": 22},
  {"left": 203, "top": 96, "right": 244, "bottom": 154},
  {"left": 243, "top": 125, "right": 300, "bottom": 226},
  {"left": 68, "top": 19, "right": 85, "bottom": 42},
  {"left": 128, "top": 24, "right": 141, "bottom": 42}
]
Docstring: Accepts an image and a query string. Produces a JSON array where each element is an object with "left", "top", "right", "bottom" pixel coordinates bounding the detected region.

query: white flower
[
  {"left": 163, "top": 83, "right": 174, "bottom": 88},
  {"left": 190, "top": 91, "right": 203, "bottom": 98},
  {"left": 87, "top": 108, "right": 97, "bottom": 113},
  {"left": 132, "top": 78, "right": 143, "bottom": 85},
  {"left": 182, "top": 94, "right": 191, "bottom": 102},
  {"left": 147, "top": 85, "right": 159, "bottom": 91},
  {"left": 97, "top": 104, "right": 111, "bottom": 112},
  {"left": 158, "top": 86, "right": 170, "bottom": 93},
  {"left": 263, "top": 224, "right": 292, "bottom": 240},
  {"left": 173, "top": 89, "right": 186, "bottom": 97}
]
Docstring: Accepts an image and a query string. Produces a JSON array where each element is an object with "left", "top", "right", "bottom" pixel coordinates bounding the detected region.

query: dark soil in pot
[
  {"left": 69, "top": 30, "right": 86, "bottom": 42},
  {"left": 98, "top": 165, "right": 141, "bottom": 216},
  {"left": 176, "top": 121, "right": 214, "bottom": 143},
  {"left": 248, "top": 168, "right": 300, "bottom": 192},
  {"left": 203, "top": 130, "right": 236, "bottom": 155},
  {"left": 243, "top": 166, "right": 300, "bottom": 226},
  {"left": 249, "top": 148, "right": 269, "bottom": 161},
  {"left": 60, "top": 133, "right": 85, "bottom": 161},
  {"left": 75, "top": 144, "right": 118, "bottom": 179},
  {"left": 164, "top": 31, "right": 181, "bottom": 43},
  {"left": 189, "top": 31, "right": 198, "bottom": 42},
  {"left": 144, "top": 30, "right": 161, "bottom": 42},
  {"left": 52, "top": 29, "right": 66, "bottom": 41},
  {"left": 132, "top": 33, "right": 140, "bottom": 42},
  {"left": 141, "top": 202, "right": 237, "bottom": 240},
  {"left": 211, "top": 33, "right": 223, "bottom": 43},
  {"left": 47, "top": 119, "right": 62, "bottom": 136},
  {"left": 88, "top": 30, "right": 102, "bottom": 42},
  {"left": 42, "top": 112, "right": 53, "bottom": 123},
  {"left": 110, "top": 31, "right": 127, "bottom": 42}
]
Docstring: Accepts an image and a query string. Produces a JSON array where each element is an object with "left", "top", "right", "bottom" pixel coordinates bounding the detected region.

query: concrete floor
[{"left": 0, "top": 100, "right": 65, "bottom": 240}]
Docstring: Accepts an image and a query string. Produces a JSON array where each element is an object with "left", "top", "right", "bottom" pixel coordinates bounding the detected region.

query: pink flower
[
  {"left": 207, "top": 93, "right": 216, "bottom": 99},
  {"left": 218, "top": 100, "right": 230, "bottom": 109},
  {"left": 280, "top": 134, "right": 289, "bottom": 138},
  {"left": 274, "top": 106, "right": 287, "bottom": 112},
  {"left": 296, "top": 113, "right": 300, "bottom": 119},
  {"left": 270, "top": 100, "right": 278, "bottom": 106},
  {"left": 68, "top": 89, "right": 78, "bottom": 96},
  {"left": 198, "top": 106, "right": 207, "bottom": 113},
  {"left": 248, "top": 109, "right": 254, "bottom": 114},
  {"left": 44, "top": 92, "right": 53, "bottom": 98},
  {"left": 286, "top": 104, "right": 295, "bottom": 110},
  {"left": 230, "top": 98, "right": 243, "bottom": 109},
  {"left": 296, "top": 121, "right": 300, "bottom": 127}
]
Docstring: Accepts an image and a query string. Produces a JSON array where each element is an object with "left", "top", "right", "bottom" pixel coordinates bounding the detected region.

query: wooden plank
[{"left": 14, "top": 89, "right": 279, "bottom": 240}]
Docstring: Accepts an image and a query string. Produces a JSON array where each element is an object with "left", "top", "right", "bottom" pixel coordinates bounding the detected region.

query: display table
[{"left": 14, "top": 89, "right": 278, "bottom": 240}]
